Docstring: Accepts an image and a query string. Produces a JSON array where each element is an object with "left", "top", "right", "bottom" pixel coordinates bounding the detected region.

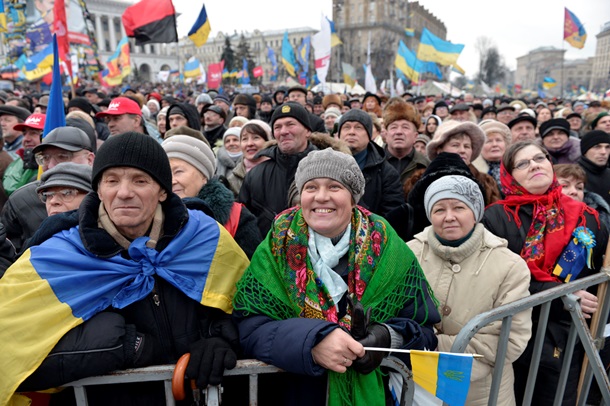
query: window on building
[
  {"left": 105, "top": 39, "right": 110, "bottom": 50},
  {"left": 102, "top": 20, "right": 108, "bottom": 31},
  {"left": 150, "top": 45, "right": 155, "bottom": 54},
  {"left": 369, "top": 1, "right": 376, "bottom": 23}
]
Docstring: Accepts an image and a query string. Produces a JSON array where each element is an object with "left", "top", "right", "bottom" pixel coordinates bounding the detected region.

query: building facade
[
  {"left": 332, "top": 0, "right": 447, "bottom": 83},
  {"left": 515, "top": 47, "right": 566, "bottom": 95},
  {"left": 590, "top": 21, "right": 610, "bottom": 92}
]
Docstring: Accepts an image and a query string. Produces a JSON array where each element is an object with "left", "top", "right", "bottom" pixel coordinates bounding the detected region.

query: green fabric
[
  {"left": 235, "top": 206, "right": 434, "bottom": 406},
  {"left": 3, "top": 158, "right": 37, "bottom": 196}
]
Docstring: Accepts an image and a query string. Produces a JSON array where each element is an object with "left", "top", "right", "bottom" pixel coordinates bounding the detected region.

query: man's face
[
  {"left": 574, "top": 104, "right": 585, "bottom": 114},
  {"left": 41, "top": 186, "right": 87, "bottom": 216},
  {"left": 85, "top": 92, "right": 100, "bottom": 104},
  {"left": 272, "top": 117, "right": 310, "bottom": 154},
  {"left": 260, "top": 102, "right": 272, "bottom": 113},
  {"left": 204, "top": 111, "right": 224, "bottom": 128},
  {"left": 287, "top": 91, "right": 306, "bottom": 106},
  {"left": 234, "top": 104, "right": 249, "bottom": 118},
  {"left": 451, "top": 110, "right": 470, "bottom": 122},
  {"left": 22, "top": 128, "right": 43, "bottom": 149},
  {"left": 497, "top": 109, "right": 515, "bottom": 124},
  {"left": 97, "top": 167, "right": 167, "bottom": 240},
  {"left": 350, "top": 101, "right": 361, "bottom": 110},
  {"left": 511, "top": 122, "right": 536, "bottom": 143},
  {"left": 385, "top": 119, "right": 418, "bottom": 155},
  {"left": 0, "top": 115, "right": 21, "bottom": 142},
  {"left": 34, "top": 106, "right": 47, "bottom": 114},
  {"left": 435, "top": 106, "right": 448, "bottom": 118},
  {"left": 324, "top": 115, "right": 337, "bottom": 131},
  {"left": 595, "top": 116, "right": 610, "bottom": 133},
  {"left": 313, "top": 104, "right": 324, "bottom": 116},
  {"left": 35, "top": 145, "right": 94, "bottom": 171},
  {"left": 339, "top": 121, "right": 370, "bottom": 154},
  {"left": 106, "top": 114, "right": 141, "bottom": 136},
  {"left": 169, "top": 113, "right": 188, "bottom": 129},
  {"left": 585, "top": 143, "right": 610, "bottom": 166},
  {"left": 415, "top": 100, "right": 425, "bottom": 112},
  {"left": 568, "top": 117, "right": 582, "bottom": 131},
  {"left": 213, "top": 100, "right": 230, "bottom": 113}
]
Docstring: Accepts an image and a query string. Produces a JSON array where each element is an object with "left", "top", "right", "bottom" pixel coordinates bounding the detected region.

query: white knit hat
[
  {"left": 424, "top": 175, "right": 484, "bottom": 222},
  {"left": 162, "top": 135, "right": 216, "bottom": 180}
]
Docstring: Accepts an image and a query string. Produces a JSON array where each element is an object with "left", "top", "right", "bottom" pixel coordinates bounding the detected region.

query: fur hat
[
  {"left": 383, "top": 97, "right": 421, "bottom": 129},
  {"left": 426, "top": 121, "right": 486, "bottom": 162},
  {"left": 233, "top": 93, "right": 256, "bottom": 108},
  {"left": 479, "top": 119, "right": 511, "bottom": 144},
  {"left": 424, "top": 175, "right": 484, "bottom": 223},
  {"left": 322, "top": 94, "right": 342, "bottom": 110},
  {"left": 295, "top": 147, "right": 365, "bottom": 203}
]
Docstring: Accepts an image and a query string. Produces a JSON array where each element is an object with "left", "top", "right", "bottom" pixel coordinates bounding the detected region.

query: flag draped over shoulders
[
  {"left": 235, "top": 206, "right": 434, "bottom": 406},
  {"left": 0, "top": 209, "right": 249, "bottom": 405}
]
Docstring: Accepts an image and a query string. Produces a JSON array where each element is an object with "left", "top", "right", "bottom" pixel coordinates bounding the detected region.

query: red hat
[
  {"left": 148, "top": 92, "right": 163, "bottom": 103},
  {"left": 13, "top": 113, "right": 46, "bottom": 131},
  {"left": 95, "top": 97, "right": 141, "bottom": 118}
]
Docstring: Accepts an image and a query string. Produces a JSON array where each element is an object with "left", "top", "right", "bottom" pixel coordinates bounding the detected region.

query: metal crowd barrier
[
  {"left": 63, "top": 356, "right": 414, "bottom": 405},
  {"left": 450, "top": 270, "right": 610, "bottom": 406}
]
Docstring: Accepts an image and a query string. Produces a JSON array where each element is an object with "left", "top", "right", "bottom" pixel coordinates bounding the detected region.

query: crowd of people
[{"left": 0, "top": 81, "right": 609, "bottom": 405}]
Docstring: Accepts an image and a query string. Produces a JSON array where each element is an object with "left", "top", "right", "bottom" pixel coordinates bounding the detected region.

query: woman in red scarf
[{"left": 482, "top": 140, "right": 608, "bottom": 406}]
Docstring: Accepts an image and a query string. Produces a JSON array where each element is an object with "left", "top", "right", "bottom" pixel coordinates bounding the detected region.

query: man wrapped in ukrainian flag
[{"left": 0, "top": 131, "right": 249, "bottom": 406}]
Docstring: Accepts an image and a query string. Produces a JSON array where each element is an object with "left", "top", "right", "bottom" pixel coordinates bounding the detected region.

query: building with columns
[
  {"left": 590, "top": 21, "right": 610, "bottom": 92},
  {"left": 515, "top": 47, "right": 566, "bottom": 95},
  {"left": 87, "top": 0, "right": 178, "bottom": 82}
]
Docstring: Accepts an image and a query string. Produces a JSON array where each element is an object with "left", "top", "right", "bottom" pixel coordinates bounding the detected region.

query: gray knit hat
[
  {"left": 162, "top": 135, "right": 216, "bottom": 180},
  {"left": 424, "top": 175, "right": 484, "bottom": 223},
  {"left": 37, "top": 162, "right": 93, "bottom": 193},
  {"left": 295, "top": 147, "right": 365, "bottom": 203},
  {"left": 337, "top": 109, "right": 373, "bottom": 139}
]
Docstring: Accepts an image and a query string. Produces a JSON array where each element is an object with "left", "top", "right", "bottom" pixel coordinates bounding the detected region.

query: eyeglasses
[
  {"left": 35, "top": 150, "right": 85, "bottom": 166},
  {"left": 513, "top": 154, "right": 549, "bottom": 171},
  {"left": 38, "top": 188, "right": 81, "bottom": 203}
]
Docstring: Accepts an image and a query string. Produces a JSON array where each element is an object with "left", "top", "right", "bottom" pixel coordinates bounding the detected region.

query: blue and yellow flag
[
  {"left": 564, "top": 8, "right": 587, "bottom": 49},
  {"left": 417, "top": 27, "right": 464, "bottom": 67},
  {"left": 267, "top": 47, "right": 278, "bottom": 81},
  {"left": 395, "top": 40, "right": 420, "bottom": 83},
  {"left": 0, "top": 0, "right": 7, "bottom": 33},
  {"left": 281, "top": 31, "right": 297, "bottom": 77},
  {"left": 411, "top": 350, "right": 473, "bottom": 406},
  {"left": 240, "top": 58, "right": 250, "bottom": 85},
  {"left": 542, "top": 76, "right": 557, "bottom": 89},
  {"left": 553, "top": 227, "right": 595, "bottom": 282},
  {"left": 22, "top": 42, "right": 54, "bottom": 81},
  {"left": 404, "top": 28, "right": 415, "bottom": 37},
  {"left": 184, "top": 57, "right": 202, "bottom": 78},
  {"left": 43, "top": 35, "right": 66, "bottom": 138},
  {"left": 297, "top": 36, "right": 311, "bottom": 75},
  {"left": 0, "top": 209, "right": 249, "bottom": 405},
  {"left": 326, "top": 17, "right": 342, "bottom": 47},
  {"left": 188, "top": 3, "right": 211, "bottom": 47}
]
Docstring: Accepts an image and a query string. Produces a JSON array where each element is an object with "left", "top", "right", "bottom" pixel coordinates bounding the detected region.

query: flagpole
[{"left": 363, "top": 347, "right": 484, "bottom": 358}]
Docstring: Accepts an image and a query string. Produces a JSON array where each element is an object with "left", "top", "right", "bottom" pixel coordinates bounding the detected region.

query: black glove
[
  {"left": 348, "top": 295, "right": 391, "bottom": 375},
  {"left": 186, "top": 337, "right": 237, "bottom": 388}
]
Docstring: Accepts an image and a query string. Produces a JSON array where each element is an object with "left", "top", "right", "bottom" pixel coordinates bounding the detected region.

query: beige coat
[{"left": 408, "top": 224, "right": 532, "bottom": 406}]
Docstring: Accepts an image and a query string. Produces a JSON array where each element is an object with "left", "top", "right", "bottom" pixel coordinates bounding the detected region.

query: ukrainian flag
[
  {"left": 395, "top": 40, "right": 420, "bottom": 83},
  {"left": 281, "top": 31, "right": 297, "bottom": 77},
  {"left": 326, "top": 17, "right": 343, "bottom": 47},
  {"left": 564, "top": 8, "right": 587, "bottom": 49},
  {"left": 23, "top": 42, "right": 54, "bottom": 81},
  {"left": 0, "top": 209, "right": 249, "bottom": 405},
  {"left": 188, "top": 3, "right": 211, "bottom": 47},
  {"left": 543, "top": 77, "right": 557, "bottom": 89},
  {"left": 0, "top": 0, "right": 7, "bottom": 33},
  {"left": 411, "top": 350, "right": 473, "bottom": 406},
  {"left": 184, "top": 57, "right": 202, "bottom": 78},
  {"left": 404, "top": 28, "right": 415, "bottom": 37},
  {"left": 417, "top": 27, "right": 464, "bottom": 67}
]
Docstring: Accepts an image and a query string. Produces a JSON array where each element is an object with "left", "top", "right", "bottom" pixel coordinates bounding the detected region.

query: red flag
[
  {"left": 253, "top": 66, "right": 263, "bottom": 78},
  {"left": 207, "top": 61, "right": 224, "bottom": 89},
  {"left": 53, "top": 0, "right": 71, "bottom": 77},
  {"left": 122, "top": 0, "right": 178, "bottom": 45}
]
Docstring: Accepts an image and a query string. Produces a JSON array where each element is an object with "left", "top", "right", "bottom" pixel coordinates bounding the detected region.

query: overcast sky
[{"left": 173, "top": 0, "right": 609, "bottom": 78}]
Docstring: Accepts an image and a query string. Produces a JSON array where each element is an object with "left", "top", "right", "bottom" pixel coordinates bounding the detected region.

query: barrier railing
[
  {"left": 450, "top": 270, "right": 610, "bottom": 406},
  {"left": 62, "top": 356, "right": 414, "bottom": 405}
]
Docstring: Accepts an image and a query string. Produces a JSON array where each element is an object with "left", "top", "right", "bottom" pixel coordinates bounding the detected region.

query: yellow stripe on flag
[
  {"left": 189, "top": 19, "right": 211, "bottom": 48},
  {"left": 394, "top": 54, "right": 419, "bottom": 83},
  {"left": 0, "top": 250, "right": 84, "bottom": 405},
  {"left": 411, "top": 350, "right": 440, "bottom": 395},
  {"left": 417, "top": 43, "right": 461, "bottom": 67}
]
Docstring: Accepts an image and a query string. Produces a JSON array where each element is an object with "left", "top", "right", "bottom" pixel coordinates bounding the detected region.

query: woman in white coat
[{"left": 407, "top": 175, "right": 532, "bottom": 406}]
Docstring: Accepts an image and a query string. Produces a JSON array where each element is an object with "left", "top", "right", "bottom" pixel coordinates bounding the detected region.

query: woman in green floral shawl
[{"left": 234, "top": 148, "right": 440, "bottom": 405}]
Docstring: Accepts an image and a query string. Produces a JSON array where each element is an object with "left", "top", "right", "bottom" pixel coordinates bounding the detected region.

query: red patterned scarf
[{"left": 491, "top": 162, "right": 598, "bottom": 282}]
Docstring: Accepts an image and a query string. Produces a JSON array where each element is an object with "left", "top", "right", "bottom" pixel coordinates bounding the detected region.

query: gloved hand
[
  {"left": 186, "top": 337, "right": 237, "bottom": 388},
  {"left": 348, "top": 295, "right": 391, "bottom": 375}
]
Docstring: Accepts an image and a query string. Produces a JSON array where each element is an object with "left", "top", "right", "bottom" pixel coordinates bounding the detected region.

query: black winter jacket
[
  {"left": 239, "top": 143, "right": 317, "bottom": 236},
  {"left": 578, "top": 155, "right": 610, "bottom": 207},
  {"left": 358, "top": 142, "right": 404, "bottom": 217},
  {"left": 1, "top": 181, "right": 47, "bottom": 254},
  {"left": 20, "top": 193, "right": 240, "bottom": 405}
]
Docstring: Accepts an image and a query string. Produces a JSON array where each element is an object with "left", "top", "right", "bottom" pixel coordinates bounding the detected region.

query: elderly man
[
  {"left": 202, "top": 105, "right": 227, "bottom": 147},
  {"left": 1, "top": 127, "right": 95, "bottom": 253},
  {"left": 166, "top": 102, "right": 202, "bottom": 131},
  {"left": 508, "top": 114, "right": 538, "bottom": 143},
  {"left": 285, "top": 86, "right": 327, "bottom": 133},
  {"left": 0, "top": 105, "right": 32, "bottom": 158},
  {"left": 383, "top": 98, "right": 429, "bottom": 183},
  {"left": 578, "top": 130, "right": 610, "bottom": 206},
  {"left": 239, "top": 102, "right": 316, "bottom": 235},
  {"left": 449, "top": 103, "right": 472, "bottom": 122},
  {"left": 96, "top": 97, "right": 162, "bottom": 142},
  {"left": 1, "top": 131, "right": 249, "bottom": 405},
  {"left": 496, "top": 104, "right": 516, "bottom": 125},
  {"left": 338, "top": 109, "right": 403, "bottom": 217}
]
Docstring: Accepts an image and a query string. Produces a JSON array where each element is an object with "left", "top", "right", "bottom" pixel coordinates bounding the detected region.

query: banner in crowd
[
  {"left": 267, "top": 46, "right": 278, "bottom": 81},
  {"left": 184, "top": 57, "right": 203, "bottom": 79},
  {"left": 188, "top": 3, "right": 211, "bottom": 47},
  {"left": 564, "top": 7, "right": 587, "bottom": 49},
  {"left": 122, "top": 0, "right": 177, "bottom": 46},
  {"left": 207, "top": 60, "right": 224, "bottom": 89}
]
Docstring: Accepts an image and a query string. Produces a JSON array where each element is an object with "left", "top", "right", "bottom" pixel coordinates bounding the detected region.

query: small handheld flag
[{"left": 553, "top": 227, "right": 596, "bottom": 282}]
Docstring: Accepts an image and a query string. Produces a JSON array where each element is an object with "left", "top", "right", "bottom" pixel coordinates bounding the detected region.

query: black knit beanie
[
  {"left": 338, "top": 109, "right": 373, "bottom": 139},
  {"left": 91, "top": 131, "right": 172, "bottom": 192},
  {"left": 67, "top": 97, "right": 94, "bottom": 116},
  {"left": 581, "top": 130, "right": 610, "bottom": 155},
  {"left": 270, "top": 102, "right": 312, "bottom": 133}
]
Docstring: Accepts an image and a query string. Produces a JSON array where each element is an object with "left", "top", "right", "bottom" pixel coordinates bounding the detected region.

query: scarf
[
  {"left": 234, "top": 206, "right": 435, "bottom": 406},
  {"left": 307, "top": 225, "right": 351, "bottom": 306},
  {"left": 487, "top": 160, "right": 501, "bottom": 185},
  {"left": 491, "top": 162, "right": 598, "bottom": 282}
]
